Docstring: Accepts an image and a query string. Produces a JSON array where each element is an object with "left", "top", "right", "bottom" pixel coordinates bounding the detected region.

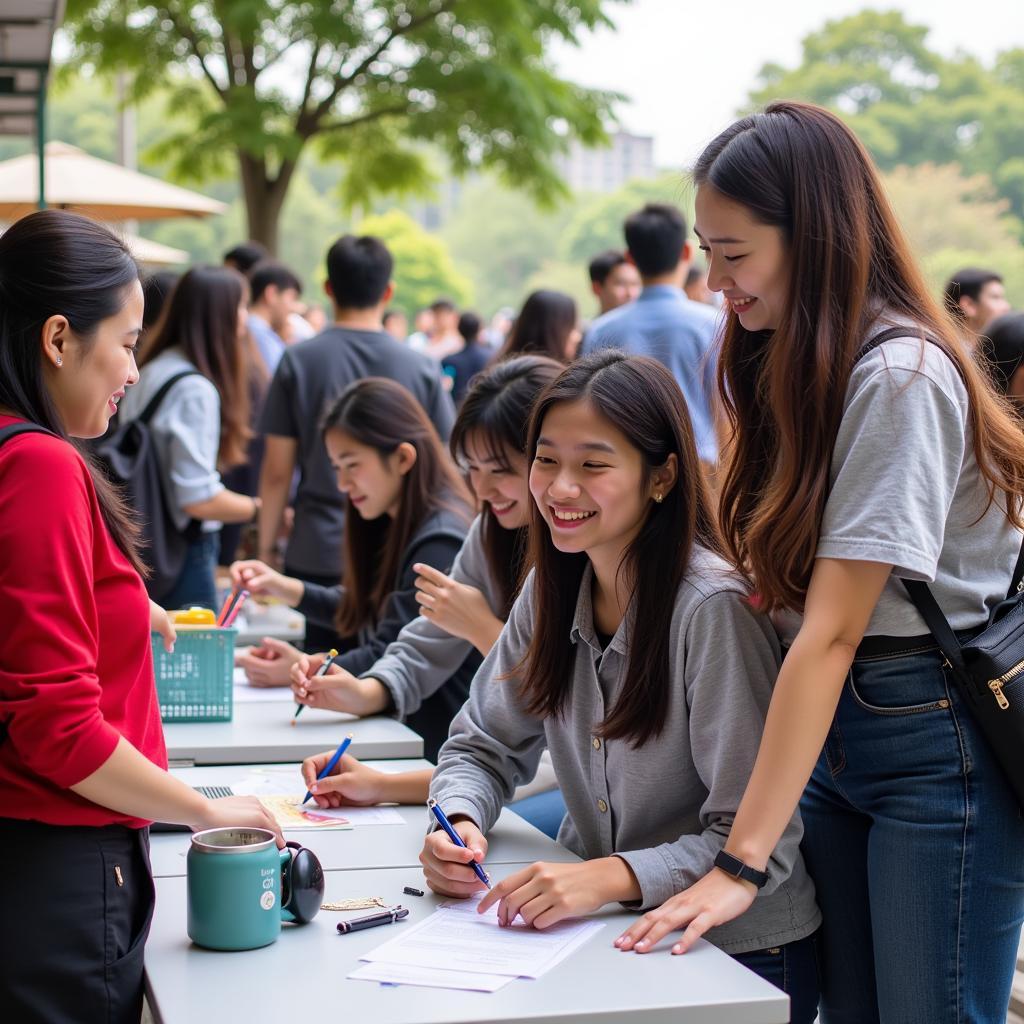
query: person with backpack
[
  {"left": 614, "top": 102, "right": 1024, "bottom": 1024},
  {"left": 0, "top": 211, "right": 280, "bottom": 1024},
  {"left": 116, "top": 265, "right": 261, "bottom": 610}
]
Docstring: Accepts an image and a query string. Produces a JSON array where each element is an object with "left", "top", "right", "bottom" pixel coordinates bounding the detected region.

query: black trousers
[{"left": 0, "top": 819, "right": 154, "bottom": 1024}]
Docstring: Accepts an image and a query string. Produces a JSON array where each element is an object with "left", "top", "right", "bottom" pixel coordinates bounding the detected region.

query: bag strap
[
  {"left": 137, "top": 370, "right": 203, "bottom": 426},
  {"left": 0, "top": 422, "right": 56, "bottom": 448},
  {"left": 900, "top": 577, "right": 968, "bottom": 673},
  {"left": 856, "top": 327, "right": 1024, "bottom": 661}
]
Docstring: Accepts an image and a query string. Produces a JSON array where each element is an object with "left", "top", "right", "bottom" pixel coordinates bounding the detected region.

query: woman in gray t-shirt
[{"left": 618, "top": 102, "right": 1024, "bottom": 1024}]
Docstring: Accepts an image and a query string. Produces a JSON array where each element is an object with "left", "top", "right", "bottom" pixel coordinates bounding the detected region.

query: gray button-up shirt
[{"left": 430, "top": 547, "right": 821, "bottom": 954}]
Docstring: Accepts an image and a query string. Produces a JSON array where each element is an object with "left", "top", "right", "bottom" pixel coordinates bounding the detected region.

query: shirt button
[
  {"left": 597, "top": 799, "right": 608, "bottom": 813},
  {"left": 592, "top": 737, "right": 601, "bottom": 751}
]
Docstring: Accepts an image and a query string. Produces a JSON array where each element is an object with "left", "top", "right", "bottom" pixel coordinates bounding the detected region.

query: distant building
[{"left": 554, "top": 130, "right": 656, "bottom": 194}]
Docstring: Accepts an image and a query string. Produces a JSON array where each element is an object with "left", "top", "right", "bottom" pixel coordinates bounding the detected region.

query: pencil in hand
[{"left": 291, "top": 648, "right": 339, "bottom": 725}]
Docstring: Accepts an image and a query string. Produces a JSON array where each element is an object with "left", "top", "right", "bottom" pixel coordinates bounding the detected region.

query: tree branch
[
  {"left": 315, "top": 104, "right": 412, "bottom": 135},
  {"left": 294, "top": 40, "right": 325, "bottom": 138},
  {"left": 311, "top": 0, "right": 459, "bottom": 124},
  {"left": 158, "top": 4, "right": 227, "bottom": 98}
]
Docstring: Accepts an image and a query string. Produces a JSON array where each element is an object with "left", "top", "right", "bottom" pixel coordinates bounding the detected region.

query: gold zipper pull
[
  {"left": 114, "top": 865, "right": 124, "bottom": 887},
  {"left": 989, "top": 680, "right": 1010, "bottom": 710}
]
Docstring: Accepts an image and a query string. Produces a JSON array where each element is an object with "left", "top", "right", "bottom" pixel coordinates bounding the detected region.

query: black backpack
[{"left": 93, "top": 370, "right": 203, "bottom": 604}]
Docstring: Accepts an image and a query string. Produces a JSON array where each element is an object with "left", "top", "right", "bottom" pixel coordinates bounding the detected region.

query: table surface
[
  {"left": 145, "top": 864, "right": 789, "bottom": 1024},
  {"left": 150, "top": 762, "right": 577, "bottom": 877},
  {"left": 163, "top": 700, "right": 423, "bottom": 764}
]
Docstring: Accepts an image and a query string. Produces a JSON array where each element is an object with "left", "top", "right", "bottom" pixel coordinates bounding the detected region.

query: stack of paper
[{"left": 348, "top": 897, "right": 604, "bottom": 992}]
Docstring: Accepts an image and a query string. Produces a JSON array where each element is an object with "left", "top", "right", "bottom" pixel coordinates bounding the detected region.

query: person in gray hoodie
[{"left": 420, "top": 351, "right": 821, "bottom": 1022}]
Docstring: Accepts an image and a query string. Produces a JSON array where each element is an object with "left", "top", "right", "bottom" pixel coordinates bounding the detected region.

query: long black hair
[
  {"left": 519, "top": 350, "right": 721, "bottom": 746},
  {"left": 322, "top": 378, "right": 472, "bottom": 635},
  {"left": 449, "top": 355, "right": 563, "bottom": 616},
  {"left": 0, "top": 210, "right": 145, "bottom": 572}
]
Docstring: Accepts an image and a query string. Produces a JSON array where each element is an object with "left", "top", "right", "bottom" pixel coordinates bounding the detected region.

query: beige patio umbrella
[
  {"left": 122, "top": 232, "right": 190, "bottom": 267},
  {"left": 0, "top": 141, "right": 226, "bottom": 221}
]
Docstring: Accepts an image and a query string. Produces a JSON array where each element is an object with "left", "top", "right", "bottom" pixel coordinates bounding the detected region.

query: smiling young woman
[
  {"left": 0, "top": 211, "right": 279, "bottom": 1024},
  {"left": 419, "top": 351, "right": 821, "bottom": 1021},
  {"left": 619, "top": 101, "right": 1024, "bottom": 1024}
]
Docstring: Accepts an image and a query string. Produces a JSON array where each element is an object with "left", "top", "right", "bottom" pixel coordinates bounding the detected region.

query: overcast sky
[{"left": 549, "top": 0, "right": 1024, "bottom": 169}]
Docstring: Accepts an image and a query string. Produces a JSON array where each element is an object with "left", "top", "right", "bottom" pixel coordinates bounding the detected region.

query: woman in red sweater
[{"left": 0, "top": 211, "right": 280, "bottom": 1024}]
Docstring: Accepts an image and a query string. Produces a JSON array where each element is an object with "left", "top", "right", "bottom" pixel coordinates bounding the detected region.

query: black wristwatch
[{"left": 714, "top": 850, "right": 769, "bottom": 889}]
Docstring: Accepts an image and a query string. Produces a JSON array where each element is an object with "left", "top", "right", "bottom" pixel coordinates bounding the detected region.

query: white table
[
  {"left": 150, "top": 762, "right": 577, "bottom": 877},
  {"left": 229, "top": 601, "right": 306, "bottom": 647},
  {"left": 163, "top": 701, "right": 422, "bottom": 765},
  {"left": 145, "top": 865, "right": 789, "bottom": 1024}
]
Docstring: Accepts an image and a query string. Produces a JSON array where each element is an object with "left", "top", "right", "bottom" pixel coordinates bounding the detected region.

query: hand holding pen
[
  {"left": 421, "top": 798, "right": 491, "bottom": 896},
  {"left": 290, "top": 648, "right": 338, "bottom": 724},
  {"left": 302, "top": 732, "right": 353, "bottom": 805}
]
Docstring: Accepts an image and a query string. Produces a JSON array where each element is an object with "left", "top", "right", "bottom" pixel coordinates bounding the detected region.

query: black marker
[{"left": 336, "top": 906, "right": 409, "bottom": 934}]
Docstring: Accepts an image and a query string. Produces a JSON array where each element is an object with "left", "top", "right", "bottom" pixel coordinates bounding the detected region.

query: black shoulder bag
[
  {"left": 92, "top": 370, "right": 203, "bottom": 604},
  {"left": 859, "top": 327, "right": 1024, "bottom": 807}
]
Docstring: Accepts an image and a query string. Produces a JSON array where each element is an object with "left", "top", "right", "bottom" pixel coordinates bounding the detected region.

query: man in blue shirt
[
  {"left": 248, "top": 261, "right": 303, "bottom": 376},
  {"left": 582, "top": 204, "right": 721, "bottom": 467}
]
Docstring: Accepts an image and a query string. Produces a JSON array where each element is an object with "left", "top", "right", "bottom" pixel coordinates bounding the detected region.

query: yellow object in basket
[{"left": 170, "top": 606, "right": 217, "bottom": 625}]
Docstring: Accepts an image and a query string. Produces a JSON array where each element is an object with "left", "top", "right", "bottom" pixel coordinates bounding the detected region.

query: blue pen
[
  {"left": 427, "top": 797, "right": 491, "bottom": 889},
  {"left": 302, "top": 732, "right": 353, "bottom": 805}
]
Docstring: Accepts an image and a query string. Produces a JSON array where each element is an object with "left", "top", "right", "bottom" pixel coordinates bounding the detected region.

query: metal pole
[{"left": 36, "top": 79, "right": 46, "bottom": 209}]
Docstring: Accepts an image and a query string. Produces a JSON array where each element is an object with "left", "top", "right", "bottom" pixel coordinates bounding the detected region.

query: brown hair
[
  {"left": 518, "top": 351, "right": 721, "bottom": 746},
  {"left": 322, "top": 378, "right": 472, "bottom": 635},
  {"left": 449, "top": 355, "right": 564, "bottom": 616},
  {"left": 139, "top": 264, "right": 251, "bottom": 469},
  {"left": 694, "top": 101, "right": 1024, "bottom": 613},
  {"left": 0, "top": 210, "right": 145, "bottom": 573}
]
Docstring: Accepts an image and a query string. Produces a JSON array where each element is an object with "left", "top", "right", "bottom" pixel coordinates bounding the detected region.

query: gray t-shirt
[
  {"left": 431, "top": 550, "right": 821, "bottom": 955},
  {"left": 259, "top": 327, "right": 456, "bottom": 577},
  {"left": 778, "top": 332, "right": 1022, "bottom": 640},
  {"left": 116, "top": 348, "right": 224, "bottom": 533}
]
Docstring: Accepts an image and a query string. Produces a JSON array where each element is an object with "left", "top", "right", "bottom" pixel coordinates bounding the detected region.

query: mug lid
[{"left": 191, "top": 827, "right": 276, "bottom": 854}]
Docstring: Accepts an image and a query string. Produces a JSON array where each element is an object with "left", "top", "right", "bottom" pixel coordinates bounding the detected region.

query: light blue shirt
[
  {"left": 582, "top": 285, "right": 722, "bottom": 463},
  {"left": 248, "top": 313, "right": 286, "bottom": 376}
]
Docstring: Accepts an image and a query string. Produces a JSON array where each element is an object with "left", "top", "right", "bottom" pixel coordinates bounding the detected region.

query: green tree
[
  {"left": 442, "top": 178, "right": 580, "bottom": 316},
  {"left": 559, "top": 172, "right": 689, "bottom": 266},
  {"left": 64, "top": 0, "right": 623, "bottom": 253},
  {"left": 748, "top": 11, "right": 1024, "bottom": 225},
  {"left": 881, "top": 163, "right": 1024, "bottom": 306},
  {"left": 358, "top": 209, "right": 472, "bottom": 317}
]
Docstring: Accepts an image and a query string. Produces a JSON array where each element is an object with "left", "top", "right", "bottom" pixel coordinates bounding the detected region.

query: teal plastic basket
[{"left": 151, "top": 627, "right": 235, "bottom": 722}]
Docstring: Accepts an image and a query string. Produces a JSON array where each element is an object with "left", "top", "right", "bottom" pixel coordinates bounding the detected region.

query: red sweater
[{"left": 0, "top": 417, "right": 167, "bottom": 827}]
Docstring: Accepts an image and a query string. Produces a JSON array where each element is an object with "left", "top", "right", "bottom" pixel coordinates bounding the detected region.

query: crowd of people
[{"left": 2, "top": 98, "right": 1024, "bottom": 1024}]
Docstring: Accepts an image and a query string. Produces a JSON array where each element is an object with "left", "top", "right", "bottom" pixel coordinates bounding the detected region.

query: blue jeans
[
  {"left": 160, "top": 532, "right": 219, "bottom": 611},
  {"left": 800, "top": 648, "right": 1024, "bottom": 1023},
  {"left": 509, "top": 789, "right": 566, "bottom": 840},
  {"left": 733, "top": 933, "right": 819, "bottom": 1024}
]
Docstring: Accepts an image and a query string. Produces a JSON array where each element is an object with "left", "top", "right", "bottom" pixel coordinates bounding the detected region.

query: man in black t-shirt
[{"left": 258, "top": 234, "right": 455, "bottom": 650}]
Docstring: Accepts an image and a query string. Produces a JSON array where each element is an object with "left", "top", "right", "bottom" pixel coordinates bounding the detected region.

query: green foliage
[
  {"left": 748, "top": 11, "right": 1024, "bottom": 229},
  {"left": 560, "top": 172, "right": 689, "bottom": 266},
  {"left": 357, "top": 209, "right": 472, "bottom": 317},
  {"left": 441, "top": 177, "right": 578, "bottom": 315},
  {"left": 881, "top": 164, "right": 1024, "bottom": 306},
  {"left": 62, "top": 0, "right": 627, "bottom": 247}
]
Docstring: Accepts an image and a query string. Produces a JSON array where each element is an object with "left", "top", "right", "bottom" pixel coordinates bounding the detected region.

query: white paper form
[
  {"left": 347, "top": 962, "right": 513, "bottom": 992},
  {"left": 360, "top": 897, "right": 604, "bottom": 978}
]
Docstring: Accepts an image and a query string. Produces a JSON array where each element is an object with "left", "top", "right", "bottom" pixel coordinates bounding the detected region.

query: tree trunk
[{"left": 237, "top": 151, "right": 295, "bottom": 255}]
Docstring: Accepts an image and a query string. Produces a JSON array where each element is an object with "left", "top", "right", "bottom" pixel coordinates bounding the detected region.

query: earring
[
  {"left": 55, "top": 356, "right": 62, "bottom": 366},
  {"left": 653, "top": 492, "right": 663, "bottom": 504}
]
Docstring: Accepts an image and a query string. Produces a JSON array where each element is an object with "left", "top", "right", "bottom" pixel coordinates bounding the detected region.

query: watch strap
[{"left": 714, "top": 849, "right": 769, "bottom": 889}]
